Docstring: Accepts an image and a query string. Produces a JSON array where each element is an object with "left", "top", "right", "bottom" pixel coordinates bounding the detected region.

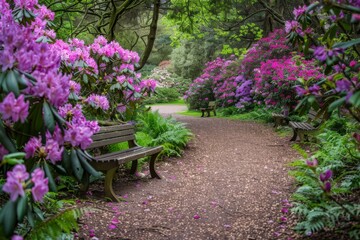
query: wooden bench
[
  {"left": 272, "top": 113, "right": 290, "bottom": 128},
  {"left": 289, "top": 109, "right": 323, "bottom": 142},
  {"left": 200, "top": 101, "right": 216, "bottom": 117},
  {"left": 83, "top": 124, "right": 162, "bottom": 202}
]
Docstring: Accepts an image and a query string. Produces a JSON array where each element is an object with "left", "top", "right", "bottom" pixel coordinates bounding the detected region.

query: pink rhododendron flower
[
  {"left": 86, "top": 94, "right": 110, "bottom": 110},
  {"left": 0, "top": 93, "right": 29, "bottom": 123},
  {"left": 3, "top": 164, "right": 29, "bottom": 201},
  {"left": 31, "top": 168, "right": 48, "bottom": 202}
]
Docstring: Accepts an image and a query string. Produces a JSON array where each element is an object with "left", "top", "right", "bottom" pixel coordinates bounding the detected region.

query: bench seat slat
[
  {"left": 289, "top": 121, "right": 315, "bottom": 130},
  {"left": 92, "top": 129, "right": 135, "bottom": 141},
  {"left": 95, "top": 146, "right": 163, "bottom": 163}
]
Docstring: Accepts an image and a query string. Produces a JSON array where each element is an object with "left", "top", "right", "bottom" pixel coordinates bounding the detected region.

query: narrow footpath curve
[{"left": 80, "top": 108, "right": 300, "bottom": 240}]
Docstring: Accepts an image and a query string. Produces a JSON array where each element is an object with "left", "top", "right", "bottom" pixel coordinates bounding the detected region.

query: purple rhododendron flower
[
  {"left": 3, "top": 164, "right": 29, "bottom": 201},
  {"left": 193, "top": 214, "right": 200, "bottom": 219},
  {"left": 86, "top": 94, "right": 110, "bottom": 110},
  {"left": 336, "top": 79, "right": 351, "bottom": 92},
  {"left": 323, "top": 181, "right": 332, "bottom": 193},
  {"left": 313, "top": 46, "right": 327, "bottom": 62},
  {"left": 0, "top": 144, "right": 9, "bottom": 160},
  {"left": 11, "top": 235, "right": 23, "bottom": 240},
  {"left": 320, "top": 169, "right": 333, "bottom": 182},
  {"left": 24, "top": 137, "right": 42, "bottom": 159},
  {"left": 293, "top": 5, "right": 307, "bottom": 19},
  {"left": 45, "top": 139, "right": 63, "bottom": 164},
  {"left": 0, "top": 93, "right": 29, "bottom": 123},
  {"left": 306, "top": 158, "right": 318, "bottom": 168},
  {"left": 31, "top": 168, "right": 49, "bottom": 202}
]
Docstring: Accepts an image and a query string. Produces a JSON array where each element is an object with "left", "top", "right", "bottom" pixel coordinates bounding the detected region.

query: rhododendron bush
[
  {"left": 184, "top": 30, "right": 295, "bottom": 111},
  {"left": 286, "top": 1, "right": 360, "bottom": 122},
  {"left": 0, "top": 0, "right": 155, "bottom": 237},
  {"left": 254, "top": 56, "right": 324, "bottom": 109}
]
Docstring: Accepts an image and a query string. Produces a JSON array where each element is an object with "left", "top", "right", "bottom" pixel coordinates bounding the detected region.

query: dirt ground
[{"left": 78, "top": 111, "right": 301, "bottom": 240}]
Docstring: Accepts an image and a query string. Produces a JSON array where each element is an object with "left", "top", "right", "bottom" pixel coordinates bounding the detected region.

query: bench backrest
[
  {"left": 88, "top": 124, "right": 135, "bottom": 149},
  {"left": 308, "top": 109, "right": 323, "bottom": 125},
  {"left": 208, "top": 101, "right": 216, "bottom": 109}
]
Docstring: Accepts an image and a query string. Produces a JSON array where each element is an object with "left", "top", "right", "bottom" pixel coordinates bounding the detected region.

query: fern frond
[{"left": 27, "top": 207, "right": 87, "bottom": 240}]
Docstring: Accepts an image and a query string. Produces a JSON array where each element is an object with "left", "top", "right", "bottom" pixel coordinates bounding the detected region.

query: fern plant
[
  {"left": 290, "top": 118, "right": 360, "bottom": 238},
  {"left": 136, "top": 110, "right": 192, "bottom": 157},
  {"left": 26, "top": 207, "right": 86, "bottom": 240}
]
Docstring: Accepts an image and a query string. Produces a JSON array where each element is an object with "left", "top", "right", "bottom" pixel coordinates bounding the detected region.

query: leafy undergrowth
[
  {"left": 108, "top": 111, "right": 192, "bottom": 170},
  {"left": 289, "top": 117, "right": 360, "bottom": 239}
]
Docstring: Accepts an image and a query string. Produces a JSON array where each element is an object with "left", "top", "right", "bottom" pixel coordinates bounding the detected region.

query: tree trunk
[{"left": 136, "top": 0, "right": 161, "bottom": 70}]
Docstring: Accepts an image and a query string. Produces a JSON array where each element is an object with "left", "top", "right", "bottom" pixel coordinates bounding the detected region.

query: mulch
[{"left": 77, "top": 115, "right": 302, "bottom": 240}]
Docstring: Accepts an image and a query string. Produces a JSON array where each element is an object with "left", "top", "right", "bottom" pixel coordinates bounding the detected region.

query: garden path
[{"left": 80, "top": 106, "right": 300, "bottom": 239}]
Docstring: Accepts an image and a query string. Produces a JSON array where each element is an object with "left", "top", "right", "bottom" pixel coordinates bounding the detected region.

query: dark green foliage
[
  {"left": 289, "top": 118, "right": 360, "bottom": 238},
  {"left": 143, "top": 87, "right": 180, "bottom": 104}
]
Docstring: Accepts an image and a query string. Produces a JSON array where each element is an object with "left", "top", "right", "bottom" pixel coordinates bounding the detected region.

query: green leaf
[
  {"left": 306, "top": 2, "right": 320, "bottom": 13},
  {"left": 33, "top": 206, "right": 44, "bottom": 221},
  {"left": 43, "top": 101, "right": 55, "bottom": 133},
  {"left": 349, "top": 91, "right": 360, "bottom": 107},
  {"left": 71, "top": 149, "right": 83, "bottom": 181},
  {"left": 333, "top": 38, "right": 360, "bottom": 49},
  {"left": 5, "top": 70, "right": 20, "bottom": 96},
  {"left": 61, "top": 150, "right": 72, "bottom": 174},
  {"left": 328, "top": 97, "right": 346, "bottom": 111},
  {"left": 17, "top": 195, "right": 28, "bottom": 222},
  {"left": 1, "top": 201, "right": 17, "bottom": 237},
  {"left": 82, "top": 74, "right": 88, "bottom": 84},
  {"left": 0, "top": 122, "right": 16, "bottom": 153},
  {"left": 76, "top": 150, "right": 101, "bottom": 177},
  {"left": 43, "top": 162, "right": 57, "bottom": 192},
  {"left": 27, "top": 208, "right": 35, "bottom": 227}
]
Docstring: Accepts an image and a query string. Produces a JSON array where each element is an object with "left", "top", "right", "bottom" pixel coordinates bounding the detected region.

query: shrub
[{"left": 144, "top": 87, "right": 180, "bottom": 104}]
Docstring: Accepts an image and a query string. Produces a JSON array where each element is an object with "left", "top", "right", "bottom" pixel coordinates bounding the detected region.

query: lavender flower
[
  {"left": 86, "top": 94, "right": 110, "bottom": 110},
  {"left": 293, "top": 5, "right": 307, "bottom": 19},
  {"left": 336, "top": 79, "right": 351, "bottom": 92},
  {"left": 31, "top": 168, "right": 49, "bottom": 202},
  {"left": 0, "top": 93, "right": 29, "bottom": 123},
  {"left": 3, "top": 164, "right": 29, "bottom": 201}
]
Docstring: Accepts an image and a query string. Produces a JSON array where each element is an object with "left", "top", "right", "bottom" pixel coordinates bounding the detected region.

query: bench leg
[
  {"left": 201, "top": 110, "right": 205, "bottom": 117},
  {"left": 213, "top": 110, "right": 216, "bottom": 116},
  {"left": 290, "top": 128, "right": 298, "bottom": 141},
  {"left": 130, "top": 159, "right": 138, "bottom": 174},
  {"left": 79, "top": 171, "right": 90, "bottom": 194},
  {"left": 206, "top": 110, "right": 210, "bottom": 117},
  {"left": 149, "top": 154, "right": 161, "bottom": 179},
  {"left": 104, "top": 167, "right": 120, "bottom": 202}
]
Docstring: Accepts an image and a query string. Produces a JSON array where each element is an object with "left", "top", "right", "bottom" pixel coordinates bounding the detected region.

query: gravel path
[{"left": 80, "top": 109, "right": 300, "bottom": 240}]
